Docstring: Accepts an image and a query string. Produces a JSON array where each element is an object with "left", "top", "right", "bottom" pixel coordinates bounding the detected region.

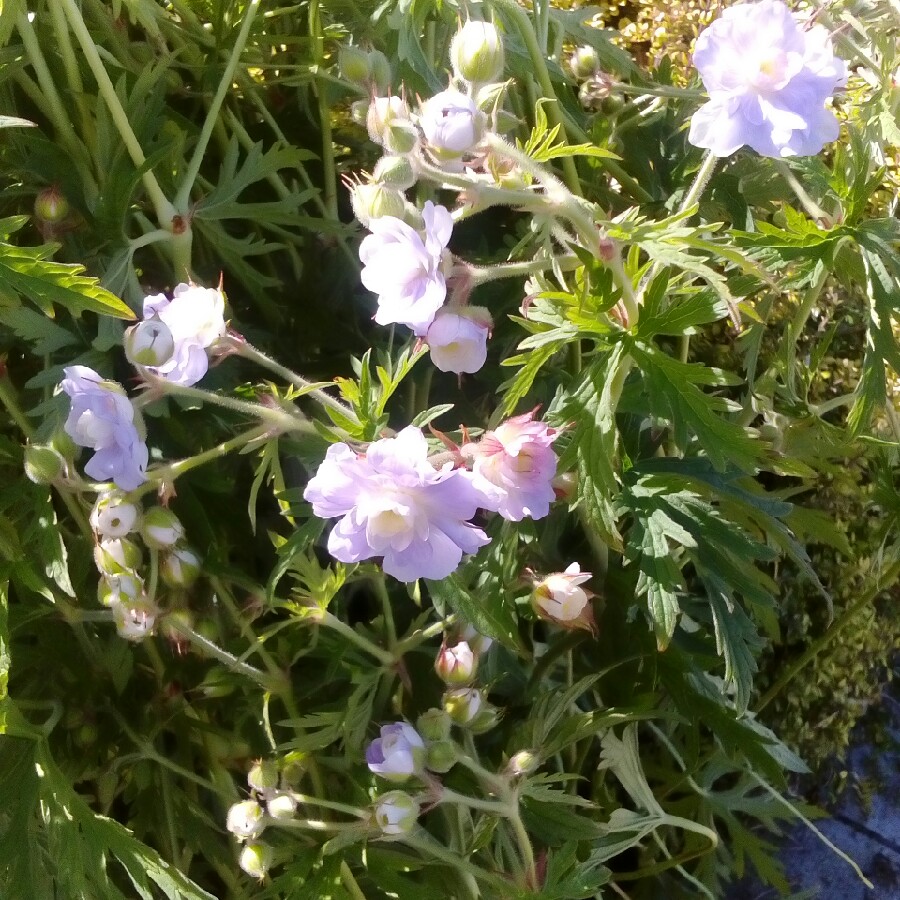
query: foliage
[{"left": 0, "top": 1, "right": 898, "bottom": 899}]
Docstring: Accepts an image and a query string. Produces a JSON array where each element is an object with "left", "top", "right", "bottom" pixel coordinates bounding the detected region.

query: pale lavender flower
[
  {"left": 303, "top": 426, "right": 489, "bottom": 581},
  {"left": 689, "top": 0, "right": 846, "bottom": 158},
  {"left": 426, "top": 307, "right": 491, "bottom": 374},
  {"left": 365, "top": 723, "right": 425, "bottom": 781},
  {"left": 464, "top": 411, "right": 559, "bottom": 522},
  {"left": 139, "top": 283, "right": 226, "bottom": 385},
  {"left": 419, "top": 90, "right": 483, "bottom": 156},
  {"left": 60, "top": 366, "right": 148, "bottom": 490},
  {"left": 359, "top": 201, "right": 452, "bottom": 336}
]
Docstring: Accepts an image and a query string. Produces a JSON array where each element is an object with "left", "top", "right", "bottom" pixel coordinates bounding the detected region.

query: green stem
[
  {"left": 393, "top": 615, "right": 456, "bottom": 655},
  {"left": 147, "top": 546, "right": 160, "bottom": 605},
  {"left": 340, "top": 862, "right": 368, "bottom": 900},
  {"left": 490, "top": 0, "right": 581, "bottom": 194},
  {"left": 290, "top": 793, "right": 368, "bottom": 819},
  {"left": 773, "top": 159, "right": 831, "bottom": 224},
  {"left": 757, "top": 561, "right": 900, "bottom": 711},
  {"left": 440, "top": 788, "right": 510, "bottom": 815},
  {"left": 372, "top": 574, "right": 397, "bottom": 650},
  {"left": 164, "top": 615, "right": 278, "bottom": 690},
  {"left": 320, "top": 611, "right": 395, "bottom": 666},
  {"left": 468, "top": 255, "right": 578, "bottom": 286},
  {"left": 507, "top": 801, "right": 537, "bottom": 889},
  {"left": 175, "top": 0, "right": 260, "bottom": 211},
  {"left": 784, "top": 262, "right": 829, "bottom": 396},
  {"left": 59, "top": 0, "right": 176, "bottom": 227},
  {"left": 612, "top": 82, "right": 707, "bottom": 100}
]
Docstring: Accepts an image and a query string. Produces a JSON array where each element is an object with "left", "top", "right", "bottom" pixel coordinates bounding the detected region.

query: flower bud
[
  {"left": 124, "top": 317, "right": 175, "bottom": 368},
  {"left": 90, "top": 493, "right": 140, "bottom": 539},
  {"left": 266, "top": 792, "right": 297, "bottom": 820},
  {"left": 425, "top": 740, "right": 458, "bottom": 774},
  {"left": 248, "top": 759, "right": 280, "bottom": 794},
  {"left": 568, "top": 46, "right": 599, "bottom": 80},
  {"left": 443, "top": 687, "right": 483, "bottom": 725},
  {"left": 469, "top": 704, "right": 501, "bottom": 735},
  {"left": 506, "top": 750, "right": 539, "bottom": 777},
  {"left": 98, "top": 571, "right": 145, "bottom": 606},
  {"left": 367, "top": 50, "right": 392, "bottom": 95},
  {"left": 383, "top": 120, "right": 418, "bottom": 155},
  {"left": 239, "top": 841, "right": 274, "bottom": 879},
  {"left": 451, "top": 20, "right": 505, "bottom": 85},
  {"left": 227, "top": 800, "right": 266, "bottom": 841},
  {"left": 350, "top": 181, "right": 407, "bottom": 229},
  {"left": 460, "top": 624, "right": 493, "bottom": 655},
  {"left": 350, "top": 99, "right": 369, "bottom": 126},
  {"left": 34, "top": 186, "right": 69, "bottom": 224},
  {"left": 551, "top": 470, "right": 578, "bottom": 501},
  {"left": 338, "top": 46, "right": 370, "bottom": 85},
  {"left": 365, "top": 722, "right": 425, "bottom": 782},
  {"left": 141, "top": 506, "right": 185, "bottom": 549},
  {"left": 416, "top": 708, "right": 452, "bottom": 742},
  {"left": 160, "top": 546, "right": 201, "bottom": 590},
  {"left": 366, "top": 96, "right": 410, "bottom": 147},
  {"left": 94, "top": 538, "right": 143, "bottom": 575},
  {"left": 532, "top": 563, "right": 596, "bottom": 633},
  {"left": 373, "top": 155, "right": 416, "bottom": 191},
  {"left": 419, "top": 90, "right": 483, "bottom": 158},
  {"left": 435, "top": 640, "right": 477, "bottom": 685},
  {"left": 374, "top": 790, "right": 419, "bottom": 836},
  {"left": 24, "top": 444, "right": 65, "bottom": 484},
  {"left": 578, "top": 76, "right": 614, "bottom": 112},
  {"left": 112, "top": 597, "right": 157, "bottom": 642}
]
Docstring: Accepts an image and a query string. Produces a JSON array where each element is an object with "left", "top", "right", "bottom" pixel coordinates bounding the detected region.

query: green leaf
[
  {"left": 427, "top": 573, "right": 521, "bottom": 651},
  {"left": 706, "top": 586, "right": 762, "bottom": 715},
  {"left": 0, "top": 581, "right": 8, "bottom": 734},
  {"left": 0, "top": 240, "right": 135, "bottom": 319},
  {"left": 0, "top": 303, "right": 77, "bottom": 354}
]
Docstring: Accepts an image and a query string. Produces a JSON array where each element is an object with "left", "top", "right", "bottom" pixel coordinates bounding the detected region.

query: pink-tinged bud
[
  {"left": 419, "top": 90, "right": 484, "bottom": 159},
  {"left": 374, "top": 790, "right": 419, "bottom": 836},
  {"left": 227, "top": 800, "right": 266, "bottom": 841},
  {"left": 435, "top": 640, "right": 477, "bottom": 685},
  {"left": 551, "top": 470, "right": 578, "bottom": 501},
  {"left": 443, "top": 687, "right": 483, "bottom": 725},
  {"left": 532, "top": 563, "right": 596, "bottom": 633},
  {"left": 239, "top": 841, "right": 274, "bottom": 879},
  {"left": 464, "top": 410, "right": 559, "bottom": 522},
  {"left": 34, "top": 186, "right": 69, "bottom": 224}
]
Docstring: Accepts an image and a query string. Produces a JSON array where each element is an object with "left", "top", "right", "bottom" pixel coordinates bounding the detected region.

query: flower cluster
[
  {"left": 305, "top": 416, "right": 559, "bottom": 582},
  {"left": 126, "top": 282, "right": 227, "bottom": 386},
  {"left": 689, "top": 0, "right": 846, "bottom": 158},
  {"left": 60, "top": 366, "right": 148, "bottom": 490}
]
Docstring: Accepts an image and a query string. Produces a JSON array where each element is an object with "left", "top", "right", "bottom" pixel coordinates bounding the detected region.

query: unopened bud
[
  {"left": 350, "top": 182, "right": 406, "bottom": 228},
  {"left": 338, "top": 46, "right": 370, "bottom": 85},
  {"left": 34, "top": 186, "right": 69, "bottom": 224},
  {"left": 350, "top": 99, "right": 370, "bottom": 126},
  {"left": 227, "top": 800, "right": 266, "bottom": 841},
  {"left": 435, "top": 640, "right": 477, "bottom": 685},
  {"left": 469, "top": 704, "right": 501, "bottom": 735},
  {"left": 374, "top": 790, "right": 419, "bottom": 836},
  {"left": 451, "top": 20, "right": 505, "bottom": 85},
  {"left": 373, "top": 155, "right": 416, "bottom": 191},
  {"left": 266, "top": 792, "right": 297, "bottom": 819},
  {"left": 160, "top": 546, "right": 201, "bottom": 590},
  {"left": 532, "top": 563, "right": 597, "bottom": 633},
  {"left": 366, "top": 96, "right": 410, "bottom": 147},
  {"left": 248, "top": 759, "right": 280, "bottom": 794},
  {"left": 24, "top": 444, "right": 64, "bottom": 484},
  {"left": 141, "top": 506, "right": 185, "bottom": 549},
  {"left": 443, "top": 687, "right": 483, "bottom": 725},
  {"left": 98, "top": 571, "right": 145, "bottom": 606},
  {"left": 239, "top": 841, "right": 274, "bottom": 879},
  {"left": 367, "top": 50, "right": 392, "bottom": 94},
  {"left": 94, "top": 537, "right": 143, "bottom": 575},
  {"left": 112, "top": 597, "right": 157, "bottom": 642},
  {"left": 569, "top": 46, "right": 599, "bottom": 80},
  {"left": 506, "top": 750, "right": 539, "bottom": 777},
  {"left": 90, "top": 493, "right": 140, "bottom": 539},
  {"left": 417, "top": 708, "right": 452, "bottom": 741},
  {"left": 426, "top": 740, "right": 458, "bottom": 774},
  {"left": 551, "top": 470, "right": 578, "bottom": 501},
  {"left": 124, "top": 317, "right": 175, "bottom": 368}
]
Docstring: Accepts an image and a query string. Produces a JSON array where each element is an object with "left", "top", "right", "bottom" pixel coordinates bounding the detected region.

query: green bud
[
  {"left": 141, "top": 506, "right": 185, "bottom": 549},
  {"left": 568, "top": 46, "right": 599, "bottom": 80},
  {"left": 443, "top": 687, "right": 483, "bottom": 725},
  {"left": 425, "top": 740, "right": 458, "bottom": 774},
  {"left": 24, "top": 444, "right": 65, "bottom": 484},
  {"left": 51, "top": 430, "right": 76, "bottom": 460},
  {"left": 367, "top": 50, "right": 392, "bottom": 95},
  {"left": 506, "top": 750, "right": 539, "bottom": 777},
  {"left": 451, "top": 20, "right": 504, "bottom": 85},
  {"left": 124, "top": 317, "right": 175, "bottom": 368},
  {"left": 373, "top": 155, "right": 416, "bottom": 191},
  {"left": 160, "top": 546, "right": 201, "bottom": 590},
  {"left": 338, "top": 46, "right": 370, "bottom": 85},
  {"left": 374, "top": 790, "right": 419, "bottom": 836},
  {"left": 248, "top": 759, "right": 280, "bottom": 793},
  {"left": 383, "top": 121, "right": 418, "bottom": 155},
  {"left": 468, "top": 705, "right": 501, "bottom": 735},
  {"left": 34, "top": 186, "right": 69, "bottom": 224},
  {"left": 94, "top": 537, "right": 143, "bottom": 576},
  {"left": 350, "top": 182, "right": 407, "bottom": 228},
  {"left": 98, "top": 572, "right": 144, "bottom": 607},
  {"left": 417, "top": 708, "right": 452, "bottom": 741},
  {"left": 266, "top": 792, "right": 297, "bottom": 819},
  {"left": 239, "top": 841, "right": 274, "bottom": 880},
  {"left": 350, "top": 99, "right": 370, "bottom": 126}
]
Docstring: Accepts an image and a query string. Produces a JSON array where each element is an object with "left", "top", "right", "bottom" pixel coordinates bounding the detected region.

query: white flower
[
  {"left": 426, "top": 307, "right": 490, "bottom": 374},
  {"left": 60, "top": 366, "right": 148, "bottom": 491},
  {"left": 140, "top": 282, "right": 226, "bottom": 385},
  {"left": 359, "top": 201, "right": 453, "bottom": 336},
  {"left": 419, "top": 90, "right": 483, "bottom": 157}
]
